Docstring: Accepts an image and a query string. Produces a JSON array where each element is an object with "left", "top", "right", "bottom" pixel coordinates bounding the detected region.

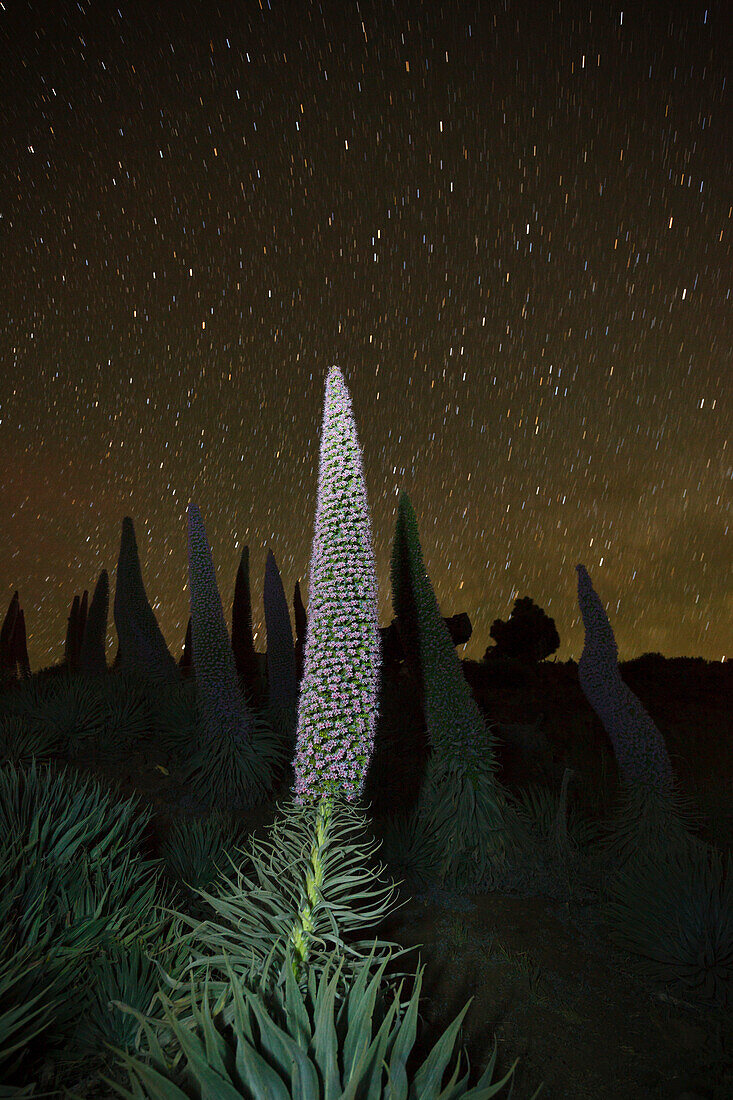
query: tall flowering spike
[
  {"left": 113, "top": 516, "right": 180, "bottom": 685},
  {"left": 389, "top": 494, "right": 426, "bottom": 696},
  {"left": 293, "top": 579, "right": 307, "bottom": 683},
  {"left": 576, "top": 563, "right": 674, "bottom": 796},
  {"left": 263, "top": 549, "right": 298, "bottom": 718},
  {"left": 12, "top": 607, "right": 30, "bottom": 679},
  {"left": 387, "top": 491, "right": 509, "bottom": 889},
  {"left": 187, "top": 504, "right": 256, "bottom": 746},
  {"left": 393, "top": 492, "right": 498, "bottom": 773},
  {"left": 76, "top": 589, "right": 89, "bottom": 667},
  {"left": 232, "top": 545, "right": 262, "bottom": 704},
  {"left": 64, "top": 594, "right": 80, "bottom": 669},
  {"left": 79, "top": 569, "right": 109, "bottom": 674},
  {"left": 292, "top": 366, "right": 382, "bottom": 805},
  {"left": 0, "top": 591, "right": 20, "bottom": 682}
]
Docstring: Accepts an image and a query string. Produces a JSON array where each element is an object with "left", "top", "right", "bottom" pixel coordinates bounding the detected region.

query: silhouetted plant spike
[
  {"left": 64, "top": 594, "right": 81, "bottom": 671},
  {"left": 184, "top": 503, "right": 280, "bottom": 809},
  {"left": 12, "top": 606, "right": 31, "bottom": 679},
  {"left": 78, "top": 569, "right": 109, "bottom": 674},
  {"left": 75, "top": 589, "right": 89, "bottom": 668},
  {"left": 576, "top": 563, "right": 673, "bottom": 797},
  {"left": 231, "top": 544, "right": 262, "bottom": 705},
  {"left": 0, "top": 591, "right": 21, "bottom": 684},
  {"left": 489, "top": 596, "right": 560, "bottom": 663},
  {"left": 178, "top": 615, "right": 192, "bottom": 676},
  {"left": 293, "top": 578, "right": 307, "bottom": 683},
  {"left": 389, "top": 502, "right": 425, "bottom": 699},
  {"left": 263, "top": 548, "right": 299, "bottom": 758},
  {"left": 292, "top": 366, "right": 382, "bottom": 807},
  {"left": 113, "top": 515, "right": 181, "bottom": 686},
  {"left": 389, "top": 491, "right": 515, "bottom": 891}
]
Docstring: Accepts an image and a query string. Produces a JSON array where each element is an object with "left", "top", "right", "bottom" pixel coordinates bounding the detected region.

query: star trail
[{"left": 1, "top": 0, "right": 730, "bottom": 670}]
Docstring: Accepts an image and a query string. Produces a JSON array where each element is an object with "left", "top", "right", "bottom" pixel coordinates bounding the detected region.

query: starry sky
[{"left": 1, "top": 0, "right": 730, "bottom": 673}]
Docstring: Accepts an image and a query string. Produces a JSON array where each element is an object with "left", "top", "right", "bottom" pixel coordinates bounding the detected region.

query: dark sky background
[{"left": 1, "top": 0, "right": 730, "bottom": 672}]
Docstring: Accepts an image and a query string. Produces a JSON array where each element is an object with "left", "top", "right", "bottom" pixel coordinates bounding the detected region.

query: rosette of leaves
[
  {"left": 0, "top": 668, "right": 109, "bottom": 759},
  {"left": 600, "top": 837, "right": 732, "bottom": 1008},
  {"left": 159, "top": 809, "right": 251, "bottom": 908},
  {"left": 0, "top": 841, "right": 61, "bottom": 1094},
  {"left": 0, "top": 760, "right": 169, "bottom": 1067},
  {"left": 495, "top": 774, "right": 607, "bottom": 902},
  {"left": 147, "top": 678, "right": 200, "bottom": 760},
  {"left": 103, "top": 940, "right": 529, "bottom": 1100},
  {"left": 0, "top": 711, "right": 66, "bottom": 766},
  {"left": 77, "top": 669, "right": 159, "bottom": 764},
  {"left": 158, "top": 790, "right": 420, "bottom": 1037},
  {"left": 66, "top": 924, "right": 194, "bottom": 1065},
  {"left": 597, "top": 779, "right": 705, "bottom": 873},
  {"left": 371, "top": 793, "right": 449, "bottom": 890},
  {"left": 178, "top": 706, "right": 285, "bottom": 814}
]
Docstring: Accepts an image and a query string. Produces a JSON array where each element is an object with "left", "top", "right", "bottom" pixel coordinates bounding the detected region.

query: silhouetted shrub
[{"left": 485, "top": 597, "right": 560, "bottom": 664}]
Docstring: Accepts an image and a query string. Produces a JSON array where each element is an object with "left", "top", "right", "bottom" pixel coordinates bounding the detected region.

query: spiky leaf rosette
[
  {"left": 0, "top": 760, "right": 169, "bottom": 1067},
  {"left": 0, "top": 667, "right": 110, "bottom": 758},
  {"left": 491, "top": 773, "right": 606, "bottom": 903},
  {"left": 0, "top": 712, "right": 65, "bottom": 766},
  {"left": 67, "top": 941, "right": 165, "bottom": 1060},
  {"left": 161, "top": 791, "right": 416, "bottom": 1020},
  {"left": 576, "top": 563, "right": 674, "bottom": 797},
  {"left": 186, "top": 503, "right": 277, "bottom": 809},
  {"left": 390, "top": 493, "right": 517, "bottom": 891},
  {"left": 159, "top": 809, "right": 250, "bottom": 901},
  {"left": 178, "top": 707, "right": 285, "bottom": 814},
  {"left": 600, "top": 839, "right": 732, "bottom": 1008},
  {"left": 113, "top": 516, "right": 181, "bottom": 687},
  {"left": 79, "top": 568, "right": 110, "bottom": 674},
  {"left": 597, "top": 778, "right": 705, "bottom": 873},
  {"left": 0, "top": 841, "right": 60, "bottom": 1090},
  {"left": 104, "top": 940, "right": 526, "bottom": 1100},
  {"left": 292, "top": 366, "right": 381, "bottom": 806}
]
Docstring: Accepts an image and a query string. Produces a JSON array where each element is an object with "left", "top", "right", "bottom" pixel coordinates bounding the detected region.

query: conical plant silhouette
[
  {"left": 78, "top": 570, "right": 109, "bottom": 674},
  {"left": 263, "top": 548, "right": 299, "bottom": 763},
  {"left": 64, "top": 594, "right": 80, "bottom": 671},
  {"left": 293, "top": 578, "right": 307, "bottom": 685},
  {"left": 576, "top": 563, "right": 674, "bottom": 798},
  {"left": 12, "top": 607, "right": 31, "bottom": 680},
  {"left": 0, "top": 591, "right": 20, "bottom": 676},
  {"left": 389, "top": 500, "right": 425, "bottom": 700},
  {"left": 113, "top": 516, "right": 181, "bottom": 686},
  {"left": 386, "top": 491, "right": 519, "bottom": 891},
  {"left": 75, "top": 589, "right": 89, "bottom": 667},
  {"left": 183, "top": 503, "right": 282, "bottom": 810},
  {"left": 231, "top": 545, "right": 262, "bottom": 706}
]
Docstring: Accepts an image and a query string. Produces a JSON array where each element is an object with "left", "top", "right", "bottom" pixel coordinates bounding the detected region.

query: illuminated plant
[
  {"left": 183, "top": 503, "right": 283, "bottom": 810},
  {"left": 388, "top": 491, "right": 524, "bottom": 891},
  {"left": 576, "top": 563, "right": 674, "bottom": 797}
]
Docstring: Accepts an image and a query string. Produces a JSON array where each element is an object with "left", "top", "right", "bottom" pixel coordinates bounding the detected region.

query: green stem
[{"left": 289, "top": 791, "right": 333, "bottom": 982}]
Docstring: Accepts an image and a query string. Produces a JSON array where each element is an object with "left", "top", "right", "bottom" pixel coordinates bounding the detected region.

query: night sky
[{"left": 1, "top": 0, "right": 730, "bottom": 673}]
